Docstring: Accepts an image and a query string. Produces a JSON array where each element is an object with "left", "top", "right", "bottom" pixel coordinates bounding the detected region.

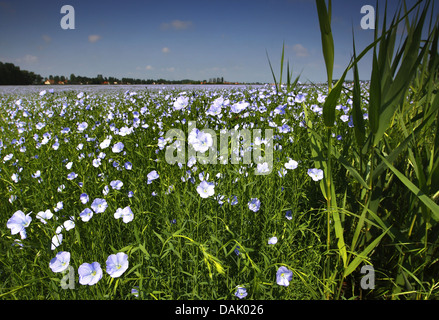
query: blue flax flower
[
  {"left": 106, "top": 252, "right": 129, "bottom": 278},
  {"left": 91, "top": 198, "right": 108, "bottom": 213},
  {"left": 235, "top": 286, "right": 248, "bottom": 299},
  {"left": 248, "top": 198, "right": 261, "bottom": 212},
  {"left": 276, "top": 266, "right": 293, "bottom": 287},
  {"left": 49, "top": 251, "right": 70, "bottom": 273},
  {"left": 78, "top": 262, "right": 103, "bottom": 285},
  {"left": 7, "top": 210, "right": 32, "bottom": 238}
]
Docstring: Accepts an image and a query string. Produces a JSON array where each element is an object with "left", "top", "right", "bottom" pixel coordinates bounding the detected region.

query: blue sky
[{"left": 0, "top": 0, "right": 435, "bottom": 83}]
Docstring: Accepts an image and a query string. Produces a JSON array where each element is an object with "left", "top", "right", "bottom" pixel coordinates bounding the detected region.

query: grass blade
[
  {"left": 377, "top": 151, "right": 439, "bottom": 222},
  {"left": 316, "top": 0, "right": 334, "bottom": 90}
]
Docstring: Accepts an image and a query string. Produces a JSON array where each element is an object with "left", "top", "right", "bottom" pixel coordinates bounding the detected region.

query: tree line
[
  {"left": 0, "top": 62, "right": 43, "bottom": 85},
  {"left": 0, "top": 61, "right": 259, "bottom": 85}
]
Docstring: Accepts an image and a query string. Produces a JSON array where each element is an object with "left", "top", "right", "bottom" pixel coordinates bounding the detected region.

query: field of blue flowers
[
  {"left": 1, "top": 84, "right": 353, "bottom": 299},
  {"left": 2, "top": 0, "right": 439, "bottom": 301},
  {"left": 2, "top": 68, "right": 439, "bottom": 302}
]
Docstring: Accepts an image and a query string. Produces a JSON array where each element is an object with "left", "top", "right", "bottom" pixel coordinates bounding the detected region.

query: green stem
[{"left": 326, "top": 127, "right": 332, "bottom": 251}]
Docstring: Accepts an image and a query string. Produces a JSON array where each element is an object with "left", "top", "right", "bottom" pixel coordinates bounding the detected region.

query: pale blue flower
[
  {"left": 78, "top": 262, "right": 103, "bottom": 285},
  {"left": 53, "top": 201, "right": 63, "bottom": 212},
  {"left": 32, "top": 170, "right": 41, "bottom": 178},
  {"left": 248, "top": 198, "right": 261, "bottom": 212},
  {"left": 188, "top": 128, "right": 213, "bottom": 153},
  {"left": 278, "top": 168, "right": 287, "bottom": 177},
  {"left": 36, "top": 209, "right": 53, "bottom": 224},
  {"left": 3, "top": 153, "right": 13, "bottom": 162},
  {"left": 285, "top": 159, "right": 298, "bottom": 170},
  {"left": 187, "top": 156, "right": 196, "bottom": 167},
  {"left": 11, "top": 173, "right": 19, "bottom": 183},
  {"left": 100, "top": 138, "right": 111, "bottom": 149},
  {"left": 257, "top": 162, "right": 270, "bottom": 174},
  {"left": 340, "top": 114, "right": 350, "bottom": 122},
  {"left": 92, "top": 158, "right": 101, "bottom": 167},
  {"left": 173, "top": 95, "right": 189, "bottom": 111},
  {"left": 124, "top": 161, "right": 132, "bottom": 170},
  {"left": 106, "top": 252, "right": 129, "bottom": 278},
  {"left": 80, "top": 208, "right": 93, "bottom": 222},
  {"left": 196, "top": 180, "right": 215, "bottom": 198},
  {"left": 114, "top": 206, "right": 134, "bottom": 223},
  {"left": 80, "top": 193, "right": 89, "bottom": 204},
  {"left": 147, "top": 170, "right": 159, "bottom": 184},
  {"left": 49, "top": 251, "right": 70, "bottom": 273},
  {"left": 77, "top": 122, "right": 88, "bottom": 132},
  {"left": 131, "top": 287, "right": 139, "bottom": 297},
  {"left": 295, "top": 93, "right": 306, "bottom": 103},
  {"left": 235, "top": 286, "right": 248, "bottom": 299},
  {"left": 230, "top": 101, "right": 249, "bottom": 113},
  {"left": 51, "top": 233, "right": 63, "bottom": 250},
  {"left": 268, "top": 236, "right": 278, "bottom": 245},
  {"left": 118, "top": 126, "right": 133, "bottom": 136},
  {"left": 276, "top": 266, "right": 293, "bottom": 287},
  {"left": 67, "top": 172, "right": 78, "bottom": 180},
  {"left": 7, "top": 210, "right": 32, "bottom": 236},
  {"left": 307, "top": 168, "right": 324, "bottom": 181},
  {"left": 63, "top": 218, "right": 75, "bottom": 231},
  {"left": 112, "top": 142, "right": 124, "bottom": 153},
  {"left": 229, "top": 195, "right": 238, "bottom": 206},
  {"left": 91, "top": 198, "right": 108, "bottom": 213},
  {"left": 110, "top": 180, "right": 123, "bottom": 190}
]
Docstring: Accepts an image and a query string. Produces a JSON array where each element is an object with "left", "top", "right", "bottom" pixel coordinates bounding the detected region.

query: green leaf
[
  {"left": 316, "top": 0, "right": 334, "bottom": 89},
  {"left": 351, "top": 32, "right": 365, "bottom": 148},
  {"left": 344, "top": 227, "right": 390, "bottom": 278},
  {"left": 378, "top": 151, "right": 439, "bottom": 222}
]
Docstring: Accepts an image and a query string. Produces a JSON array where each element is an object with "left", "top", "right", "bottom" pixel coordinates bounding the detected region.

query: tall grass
[{"left": 308, "top": 0, "right": 439, "bottom": 299}]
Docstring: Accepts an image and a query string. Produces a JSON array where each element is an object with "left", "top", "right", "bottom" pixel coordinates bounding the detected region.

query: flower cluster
[{"left": 50, "top": 251, "right": 129, "bottom": 285}]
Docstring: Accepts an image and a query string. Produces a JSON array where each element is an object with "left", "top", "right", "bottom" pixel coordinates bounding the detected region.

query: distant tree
[{"left": 0, "top": 61, "right": 43, "bottom": 85}]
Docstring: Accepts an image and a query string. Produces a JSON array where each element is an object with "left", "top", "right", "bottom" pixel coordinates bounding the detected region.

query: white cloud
[
  {"left": 16, "top": 54, "right": 38, "bottom": 64},
  {"left": 145, "top": 65, "right": 153, "bottom": 70},
  {"left": 162, "top": 47, "right": 170, "bottom": 54},
  {"left": 88, "top": 35, "right": 101, "bottom": 43},
  {"left": 292, "top": 44, "right": 309, "bottom": 57},
  {"left": 161, "top": 20, "right": 193, "bottom": 30}
]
